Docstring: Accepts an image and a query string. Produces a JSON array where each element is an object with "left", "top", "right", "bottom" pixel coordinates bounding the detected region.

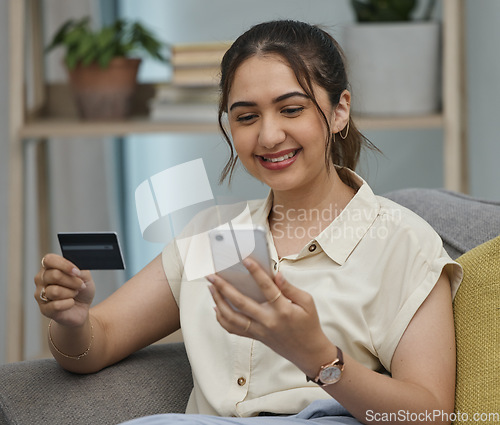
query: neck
[{"left": 270, "top": 168, "right": 355, "bottom": 224}]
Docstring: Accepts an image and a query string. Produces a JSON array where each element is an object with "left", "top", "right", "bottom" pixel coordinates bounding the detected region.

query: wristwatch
[{"left": 306, "top": 346, "right": 344, "bottom": 386}]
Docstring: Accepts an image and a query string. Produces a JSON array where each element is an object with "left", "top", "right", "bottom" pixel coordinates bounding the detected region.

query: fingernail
[
  {"left": 243, "top": 258, "right": 252, "bottom": 267},
  {"left": 72, "top": 268, "right": 81, "bottom": 277},
  {"left": 206, "top": 275, "right": 215, "bottom": 283},
  {"left": 80, "top": 282, "right": 86, "bottom": 290}
]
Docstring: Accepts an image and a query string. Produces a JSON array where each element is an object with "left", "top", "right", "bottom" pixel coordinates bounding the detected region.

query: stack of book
[
  {"left": 148, "top": 41, "right": 231, "bottom": 122},
  {"left": 148, "top": 84, "right": 220, "bottom": 122},
  {"left": 171, "top": 41, "right": 232, "bottom": 87}
]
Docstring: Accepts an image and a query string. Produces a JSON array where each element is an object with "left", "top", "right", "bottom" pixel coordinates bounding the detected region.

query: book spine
[
  {"left": 172, "top": 66, "right": 221, "bottom": 87},
  {"left": 172, "top": 50, "right": 227, "bottom": 67},
  {"left": 171, "top": 42, "right": 231, "bottom": 67}
]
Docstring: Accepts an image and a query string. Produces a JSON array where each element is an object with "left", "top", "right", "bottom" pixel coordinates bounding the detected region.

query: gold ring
[
  {"left": 41, "top": 257, "right": 46, "bottom": 269},
  {"left": 40, "top": 287, "right": 49, "bottom": 303},
  {"left": 268, "top": 291, "right": 282, "bottom": 304},
  {"left": 244, "top": 319, "right": 252, "bottom": 332}
]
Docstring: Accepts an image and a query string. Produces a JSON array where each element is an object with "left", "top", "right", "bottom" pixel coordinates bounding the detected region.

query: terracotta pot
[{"left": 67, "top": 57, "right": 141, "bottom": 120}]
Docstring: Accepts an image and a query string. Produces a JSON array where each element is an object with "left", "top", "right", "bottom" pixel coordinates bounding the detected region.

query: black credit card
[{"left": 57, "top": 232, "right": 126, "bottom": 270}]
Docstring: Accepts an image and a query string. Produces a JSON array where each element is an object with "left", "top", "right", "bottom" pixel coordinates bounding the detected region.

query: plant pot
[
  {"left": 343, "top": 22, "right": 440, "bottom": 116},
  {"left": 67, "top": 57, "right": 141, "bottom": 120}
]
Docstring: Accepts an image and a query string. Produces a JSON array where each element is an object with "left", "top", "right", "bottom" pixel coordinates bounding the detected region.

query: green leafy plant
[
  {"left": 350, "top": 0, "right": 437, "bottom": 22},
  {"left": 46, "top": 17, "right": 168, "bottom": 69}
]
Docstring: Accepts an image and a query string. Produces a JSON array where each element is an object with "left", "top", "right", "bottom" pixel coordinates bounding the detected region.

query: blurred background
[{"left": 1, "top": 0, "right": 499, "bottom": 364}]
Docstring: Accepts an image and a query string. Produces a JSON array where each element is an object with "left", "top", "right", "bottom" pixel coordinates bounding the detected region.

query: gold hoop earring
[{"left": 339, "top": 120, "right": 350, "bottom": 140}]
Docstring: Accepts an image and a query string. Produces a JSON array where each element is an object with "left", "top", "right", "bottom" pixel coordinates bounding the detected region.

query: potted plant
[
  {"left": 46, "top": 17, "right": 167, "bottom": 120},
  {"left": 343, "top": 0, "right": 440, "bottom": 116}
]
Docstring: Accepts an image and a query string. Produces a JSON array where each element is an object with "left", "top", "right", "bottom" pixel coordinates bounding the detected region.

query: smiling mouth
[{"left": 258, "top": 149, "right": 300, "bottom": 163}]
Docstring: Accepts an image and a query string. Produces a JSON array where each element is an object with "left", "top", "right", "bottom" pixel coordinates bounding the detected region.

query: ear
[{"left": 332, "top": 90, "right": 351, "bottom": 134}]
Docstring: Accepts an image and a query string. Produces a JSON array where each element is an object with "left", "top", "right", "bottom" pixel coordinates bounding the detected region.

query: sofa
[{"left": 1, "top": 188, "right": 499, "bottom": 425}]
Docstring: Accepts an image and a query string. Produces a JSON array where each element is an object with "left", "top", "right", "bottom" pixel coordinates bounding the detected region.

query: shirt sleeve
[{"left": 370, "top": 206, "right": 463, "bottom": 372}]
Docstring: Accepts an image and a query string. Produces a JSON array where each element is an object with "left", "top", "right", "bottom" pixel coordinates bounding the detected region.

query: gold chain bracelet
[{"left": 48, "top": 318, "right": 94, "bottom": 360}]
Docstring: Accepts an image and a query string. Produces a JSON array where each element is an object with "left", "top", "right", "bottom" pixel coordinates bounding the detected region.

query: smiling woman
[{"left": 34, "top": 19, "right": 462, "bottom": 425}]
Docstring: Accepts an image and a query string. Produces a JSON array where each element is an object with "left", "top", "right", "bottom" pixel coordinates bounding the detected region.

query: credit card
[{"left": 57, "top": 232, "right": 126, "bottom": 270}]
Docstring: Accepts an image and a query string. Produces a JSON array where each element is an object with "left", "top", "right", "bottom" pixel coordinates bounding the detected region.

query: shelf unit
[{"left": 6, "top": 0, "right": 467, "bottom": 362}]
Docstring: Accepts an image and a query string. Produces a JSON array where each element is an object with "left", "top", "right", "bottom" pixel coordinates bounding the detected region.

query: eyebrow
[{"left": 229, "top": 91, "right": 309, "bottom": 111}]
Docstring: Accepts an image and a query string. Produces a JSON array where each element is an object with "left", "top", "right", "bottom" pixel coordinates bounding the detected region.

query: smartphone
[
  {"left": 209, "top": 226, "right": 273, "bottom": 304},
  {"left": 58, "top": 232, "right": 126, "bottom": 270}
]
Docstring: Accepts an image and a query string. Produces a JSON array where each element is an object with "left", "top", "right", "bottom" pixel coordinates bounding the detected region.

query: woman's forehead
[
  {"left": 230, "top": 56, "right": 301, "bottom": 97},
  {"left": 228, "top": 55, "right": 331, "bottom": 109}
]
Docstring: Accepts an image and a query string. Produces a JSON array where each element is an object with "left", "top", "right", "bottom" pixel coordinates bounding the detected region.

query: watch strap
[{"left": 306, "top": 346, "right": 344, "bottom": 386}]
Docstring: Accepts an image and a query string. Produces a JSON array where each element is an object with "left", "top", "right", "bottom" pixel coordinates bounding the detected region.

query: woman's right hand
[{"left": 34, "top": 253, "right": 96, "bottom": 328}]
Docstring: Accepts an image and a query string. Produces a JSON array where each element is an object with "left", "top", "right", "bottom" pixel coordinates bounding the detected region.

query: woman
[{"left": 34, "top": 20, "right": 462, "bottom": 424}]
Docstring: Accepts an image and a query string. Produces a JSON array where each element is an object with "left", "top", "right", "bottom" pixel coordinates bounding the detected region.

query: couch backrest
[{"left": 384, "top": 188, "right": 500, "bottom": 259}]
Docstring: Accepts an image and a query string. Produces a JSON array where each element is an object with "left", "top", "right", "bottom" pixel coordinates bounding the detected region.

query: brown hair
[{"left": 218, "top": 20, "right": 378, "bottom": 184}]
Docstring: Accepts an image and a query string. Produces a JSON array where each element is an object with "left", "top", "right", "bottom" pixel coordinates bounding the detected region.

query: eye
[
  {"left": 281, "top": 106, "right": 304, "bottom": 117},
  {"left": 235, "top": 113, "right": 258, "bottom": 123}
]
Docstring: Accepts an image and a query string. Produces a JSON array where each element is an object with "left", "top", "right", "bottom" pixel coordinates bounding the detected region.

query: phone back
[{"left": 209, "top": 226, "right": 272, "bottom": 303}]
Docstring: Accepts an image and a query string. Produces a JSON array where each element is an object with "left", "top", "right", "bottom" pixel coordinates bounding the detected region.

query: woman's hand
[
  {"left": 34, "top": 253, "right": 96, "bottom": 328},
  {"left": 208, "top": 258, "right": 334, "bottom": 374}
]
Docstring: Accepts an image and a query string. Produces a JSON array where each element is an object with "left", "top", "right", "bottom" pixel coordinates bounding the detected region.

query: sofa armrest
[{"left": 0, "top": 342, "right": 192, "bottom": 425}]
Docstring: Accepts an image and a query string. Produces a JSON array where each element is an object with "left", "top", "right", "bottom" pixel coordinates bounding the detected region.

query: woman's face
[{"left": 227, "top": 54, "right": 348, "bottom": 194}]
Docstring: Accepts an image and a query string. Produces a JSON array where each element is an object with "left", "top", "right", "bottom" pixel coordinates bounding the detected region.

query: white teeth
[{"left": 263, "top": 150, "right": 297, "bottom": 163}]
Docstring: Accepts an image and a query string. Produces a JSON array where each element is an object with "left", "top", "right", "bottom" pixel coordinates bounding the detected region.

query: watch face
[{"left": 319, "top": 365, "right": 342, "bottom": 384}]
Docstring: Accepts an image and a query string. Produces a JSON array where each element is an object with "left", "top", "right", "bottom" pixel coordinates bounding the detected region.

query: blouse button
[
  {"left": 237, "top": 377, "right": 246, "bottom": 386},
  {"left": 308, "top": 244, "right": 317, "bottom": 252},
  {"left": 273, "top": 262, "right": 278, "bottom": 270}
]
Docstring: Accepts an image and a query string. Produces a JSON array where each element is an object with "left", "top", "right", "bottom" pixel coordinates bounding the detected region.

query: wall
[
  {"left": 0, "top": 0, "right": 10, "bottom": 365},
  {"left": 466, "top": 0, "right": 500, "bottom": 200}
]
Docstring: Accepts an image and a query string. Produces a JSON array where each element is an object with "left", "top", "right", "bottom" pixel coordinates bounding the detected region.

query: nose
[{"left": 258, "top": 116, "right": 286, "bottom": 149}]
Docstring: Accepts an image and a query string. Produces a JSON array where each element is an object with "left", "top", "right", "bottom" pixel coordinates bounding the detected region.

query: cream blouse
[{"left": 161, "top": 168, "right": 462, "bottom": 417}]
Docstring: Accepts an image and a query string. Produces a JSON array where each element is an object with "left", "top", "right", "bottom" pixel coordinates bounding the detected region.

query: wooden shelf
[
  {"left": 16, "top": 82, "right": 445, "bottom": 139},
  {"left": 20, "top": 117, "right": 220, "bottom": 138},
  {"left": 18, "top": 82, "right": 221, "bottom": 138},
  {"left": 20, "top": 82, "right": 445, "bottom": 138},
  {"left": 19, "top": 113, "right": 444, "bottom": 139}
]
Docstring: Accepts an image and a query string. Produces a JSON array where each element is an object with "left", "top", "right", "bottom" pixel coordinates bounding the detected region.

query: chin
[{"left": 264, "top": 178, "right": 303, "bottom": 193}]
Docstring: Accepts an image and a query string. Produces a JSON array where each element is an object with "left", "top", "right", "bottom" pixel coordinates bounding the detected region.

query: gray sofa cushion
[
  {"left": 0, "top": 343, "right": 192, "bottom": 425},
  {"left": 384, "top": 189, "right": 500, "bottom": 259}
]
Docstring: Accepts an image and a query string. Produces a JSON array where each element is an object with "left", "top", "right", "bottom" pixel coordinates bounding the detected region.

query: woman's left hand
[{"left": 207, "top": 258, "right": 333, "bottom": 373}]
